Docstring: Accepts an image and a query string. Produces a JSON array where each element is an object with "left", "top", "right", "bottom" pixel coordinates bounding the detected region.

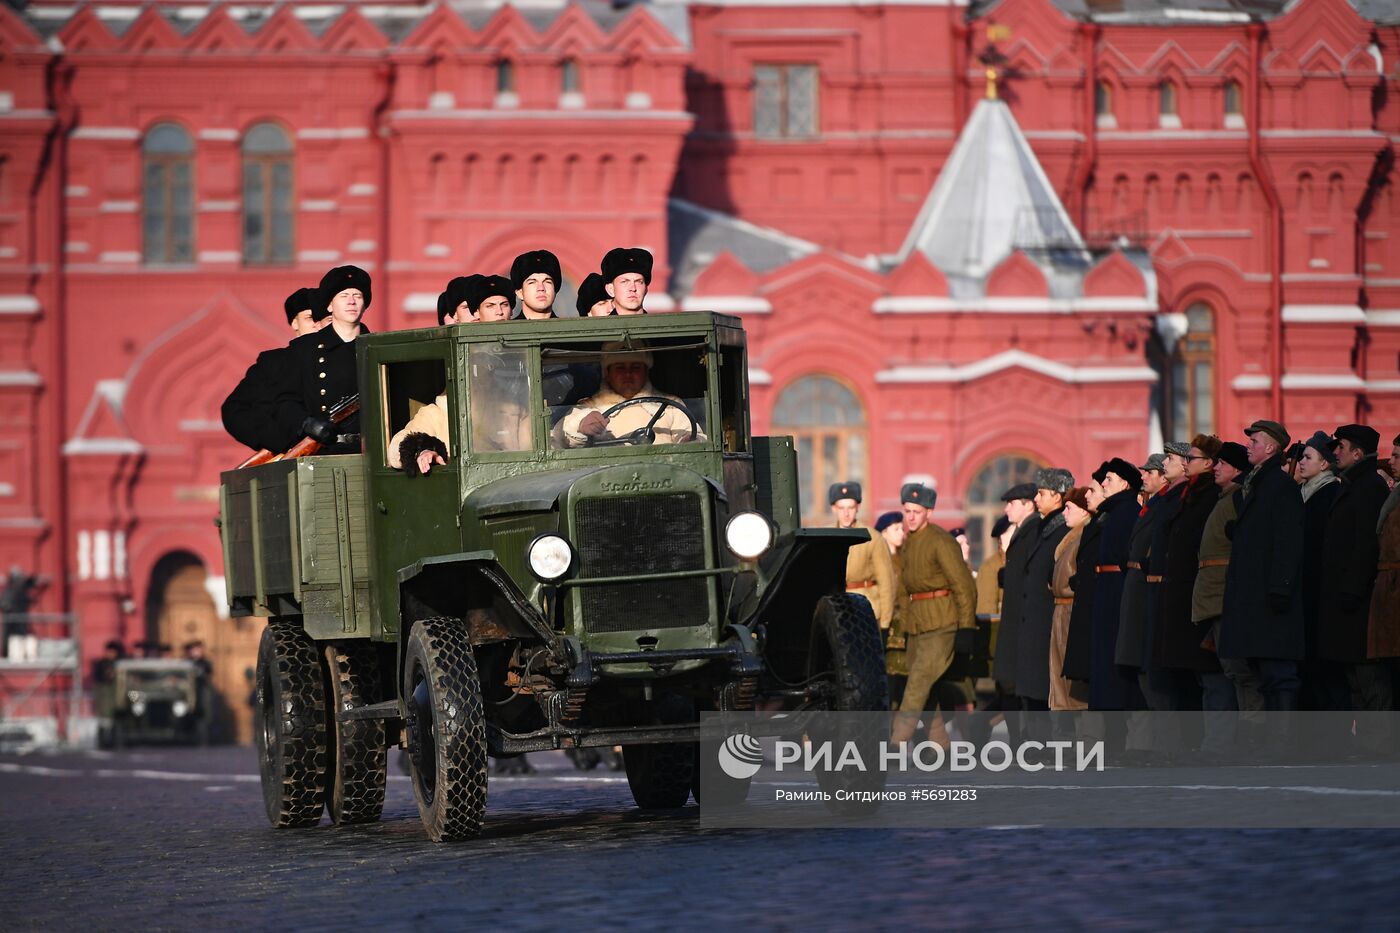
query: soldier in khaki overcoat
[
  {"left": 890, "top": 483, "right": 977, "bottom": 745},
  {"left": 829, "top": 481, "right": 896, "bottom": 630}
]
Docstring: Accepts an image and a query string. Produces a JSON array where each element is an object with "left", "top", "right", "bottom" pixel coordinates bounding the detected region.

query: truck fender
[
  {"left": 397, "top": 551, "right": 555, "bottom": 646},
  {"left": 750, "top": 529, "right": 863, "bottom": 685}
]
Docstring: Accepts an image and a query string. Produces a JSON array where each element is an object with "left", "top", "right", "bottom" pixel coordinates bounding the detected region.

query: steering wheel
[{"left": 592, "top": 396, "right": 698, "bottom": 446}]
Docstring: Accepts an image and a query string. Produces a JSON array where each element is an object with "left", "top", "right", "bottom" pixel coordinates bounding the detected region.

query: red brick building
[{"left": 1, "top": 0, "right": 1398, "bottom": 721}]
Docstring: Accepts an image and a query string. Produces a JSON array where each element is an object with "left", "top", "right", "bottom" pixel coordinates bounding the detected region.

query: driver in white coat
[{"left": 553, "top": 343, "right": 706, "bottom": 448}]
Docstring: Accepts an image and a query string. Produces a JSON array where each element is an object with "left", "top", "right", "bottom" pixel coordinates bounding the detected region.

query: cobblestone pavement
[{"left": 3, "top": 745, "right": 1400, "bottom": 930}]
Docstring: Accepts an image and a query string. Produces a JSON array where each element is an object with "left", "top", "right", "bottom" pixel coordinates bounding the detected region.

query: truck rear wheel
[
  {"left": 326, "top": 643, "right": 387, "bottom": 825},
  {"left": 404, "top": 618, "right": 488, "bottom": 842},
  {"left": 256, "top": 620, "right": 328, "bottom": 828}
]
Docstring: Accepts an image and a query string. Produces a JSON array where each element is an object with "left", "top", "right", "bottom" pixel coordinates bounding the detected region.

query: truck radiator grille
[{"left": 574, "top": 493, "right": 709, "bottom": 634}]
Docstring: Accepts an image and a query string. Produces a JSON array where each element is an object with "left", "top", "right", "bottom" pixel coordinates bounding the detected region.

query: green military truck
[{"left": 220, "top": 311, "right": 887, "bottom": 841}]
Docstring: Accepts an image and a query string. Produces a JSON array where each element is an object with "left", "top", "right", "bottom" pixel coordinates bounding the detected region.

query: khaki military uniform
[
  {"left": 897, "top": 523, "right": 976, "bottom": 714},
  {"left": 886, "top": 552, "right": 908, "bottom": 678},
  {"left": 844, "top": 523, "right": 895, "bottom": 628}
]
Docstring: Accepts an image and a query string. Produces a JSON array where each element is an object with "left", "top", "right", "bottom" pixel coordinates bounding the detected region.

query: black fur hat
[
  {"left": 510, "top": 250, "right": 561, "bottom": 291},
  {"left": 600, "top": 247, "right": 653, "bottom": 285},
  {"left": 315, "top": 265, "right": 372, "bottom": 320},
  {"left": 1103, "top": 457, "right": 1144, "bottom": 491},
  {"left": 283, "top": 287, "right": 320, "bottom": 325},
  {"left": 470, "top": 275, "right": 516, "bottom": 313},
  {"left": 575, "top": 272, "right": 610, "bottom": 315},
  {"left": 440, "top": 275, "right": 480, "bottom": 324}
]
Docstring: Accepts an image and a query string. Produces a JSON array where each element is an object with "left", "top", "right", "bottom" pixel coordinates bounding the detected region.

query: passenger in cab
[
  {"left": 553, "top": 343, "right": 706, "bottom": 448},
  {"left": 387, "top": 392, "right": 449, "bottom": 476}
]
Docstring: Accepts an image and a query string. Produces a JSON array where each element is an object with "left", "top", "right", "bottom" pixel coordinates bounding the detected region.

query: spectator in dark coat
[
  {"left": 1294, "top": 431, "right": 1346, "bottom": 710},
  {"left": 1089, "top": 458, "right": 1144, "bottom": 711},
  {"left": 1366, "top": 432, "right": 1400, "bottom": 664},
  {"left": 1115, "top": 453, "right": 1170, "bottom": 676},
  {"left": 1317, "top": 424, "right": 1392, "bottom": 711},
  {"left": 1011, "top": 468, "right": 1074, "bottom": 709},
  {"left": 1153, "top": 435, "right": 1222, "bottom": 684},
  {"left": 991, "top": 482, "right": 1040, "bottom": 701},
  {"left": 1062, "top": 465, "right": 1106, "bottom": 683},
  {"left": 1220, "top": 420, "right": 1306, "bottom": 712}
]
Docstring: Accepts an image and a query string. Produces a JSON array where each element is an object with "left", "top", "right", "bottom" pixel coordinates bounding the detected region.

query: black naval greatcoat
[
  {"left": 1089, "top": 489, "right": 1140, "bottom": 710},
  {"left": 265, "top": 323, "right": 368, "bottom": 455},
  {"left": 1061, "top": 507, "right": 1103, "bottom": 682},
  {"left": 1116, "top": 486, "right": 1182, "bottom": 671},
  {"left": 1153, "top": 473, "right": 1221, "bottom": 672},
  {"left": 222, "top": 347, "right": 289, "bottom": 452}
]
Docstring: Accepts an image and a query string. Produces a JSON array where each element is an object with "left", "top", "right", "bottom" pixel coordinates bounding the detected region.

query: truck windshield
[{"left": 544, "top": 339, "right": 710, "bottom": 450}]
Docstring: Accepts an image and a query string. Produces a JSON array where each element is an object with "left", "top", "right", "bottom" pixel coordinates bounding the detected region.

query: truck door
[{"left": 362, "top": 342, "right": 461, "bottom": 641}]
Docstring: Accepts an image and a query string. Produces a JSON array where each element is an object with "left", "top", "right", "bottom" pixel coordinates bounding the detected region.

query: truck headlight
[
  {"left": 726, "top": 511, "right": 775, "bottom": 560},
  {"left": 527, "top": 534, "right": 574, "bottom": 582},
  {"left": 131, "top": 699, "right": 147, "bottom": 717},
  {"left": 172, "top": 700, "right": 189, "bottom": 718}
]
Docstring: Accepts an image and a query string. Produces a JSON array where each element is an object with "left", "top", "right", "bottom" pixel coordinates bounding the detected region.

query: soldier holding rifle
[{"left": 223, "top": 266, "right": 372, "bottom": 461}]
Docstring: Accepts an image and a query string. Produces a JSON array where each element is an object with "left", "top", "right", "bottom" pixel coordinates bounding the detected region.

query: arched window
[
  {"left": 561, "top": 58, "right": 580, "bottom": 94},
  {"left": 1158, "top": 302, "right": 1216, "bottom": 440},
  {"left": 963, "top": 455, "right": 1045, "bottom": 567},
  {"left": 771, "top": 376, "right": 866, "bottom": 525},
  {"left": 241, "top": 122, "right": 293, "bottom": 265},
  {"left": 1158, "top": 80, "right": 1179, "bottom": 127},
  {"left": 1223, "top": 80, "right": 1243, "bottom": 126},
  {"left": 1095, "top": 80, "right": 1115, "bottom": 127},
  {"left": 142, "top": 122, "right": 194, "bottom": 264}
]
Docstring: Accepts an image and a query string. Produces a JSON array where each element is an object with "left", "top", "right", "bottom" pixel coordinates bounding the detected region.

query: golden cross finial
[{"left": 985, "top": 66, "right": 999, "bottom": 100}]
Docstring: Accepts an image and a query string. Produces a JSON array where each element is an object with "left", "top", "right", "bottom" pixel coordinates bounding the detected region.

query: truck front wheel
[
  {"left": 326, "top": 643, "right": 387, "bottom": 825},
  {"left": 404, "top": 618, "right": 488, "bottom": 842},
  {"left": 623, "top": 693, "right": 696, "bottom": 810},
  {"left": 255, "top": 620, "right": 328, "bottom": 828},
  {"left": 807, "top": 594, "right": 889, "bottom": 811}
]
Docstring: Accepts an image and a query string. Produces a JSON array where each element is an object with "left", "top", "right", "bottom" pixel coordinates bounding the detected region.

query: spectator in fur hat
[{"left": 1089, "top": 457, "right": 1146, "bottom": 711}]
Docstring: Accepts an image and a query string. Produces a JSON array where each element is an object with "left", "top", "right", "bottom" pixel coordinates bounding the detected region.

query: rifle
[{"left": 236, "top": 394, "right": 360, "bottom": 469}]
